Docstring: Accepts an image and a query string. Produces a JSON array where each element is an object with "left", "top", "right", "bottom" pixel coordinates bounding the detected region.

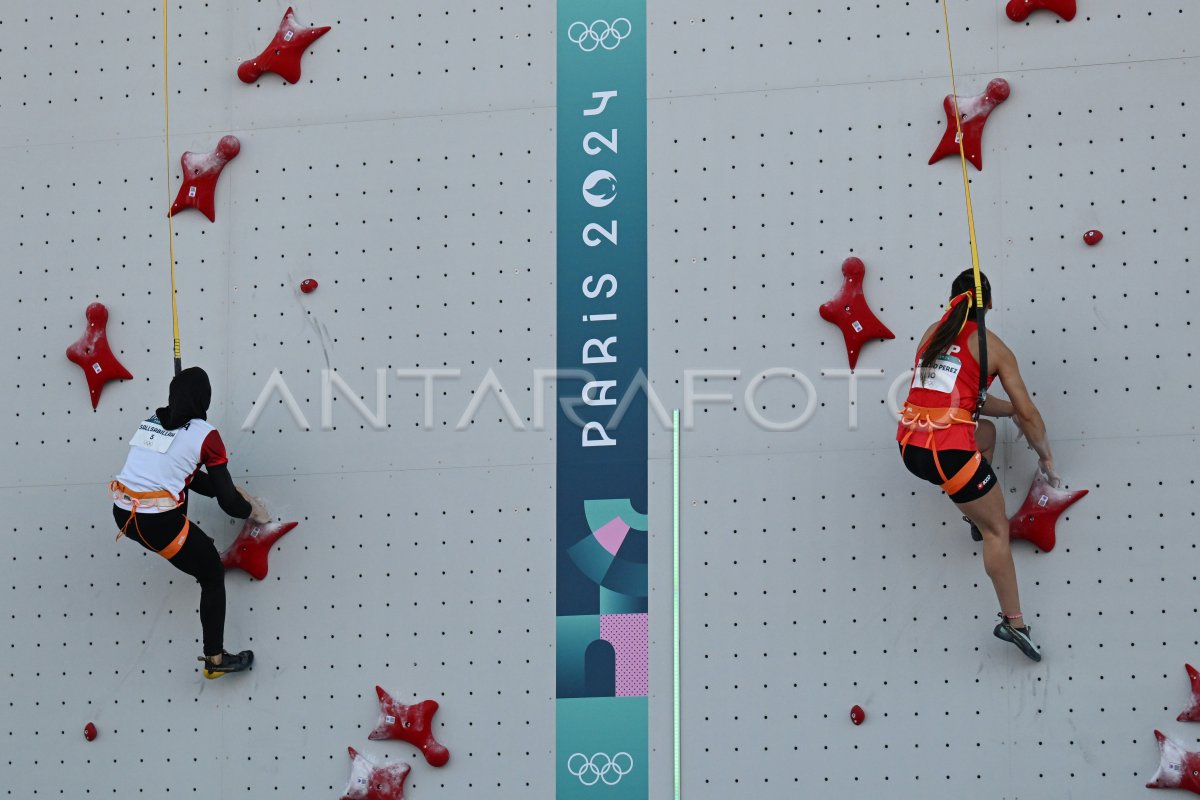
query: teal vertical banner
[{"left": 556, "top": 2, "right": 648, "bottom": 799}]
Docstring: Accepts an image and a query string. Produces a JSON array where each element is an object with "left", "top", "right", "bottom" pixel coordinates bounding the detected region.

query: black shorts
[{"left": 899, "top": 444, "right": 998, "bottom": 503}]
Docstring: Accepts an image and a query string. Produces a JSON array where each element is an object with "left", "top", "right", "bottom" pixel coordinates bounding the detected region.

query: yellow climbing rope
[
  {"left": 162, "top": 1, "right": 182, "bottom": 375},
  {"left": 939, "top": 0, "right": 989, "bottom": 410}
]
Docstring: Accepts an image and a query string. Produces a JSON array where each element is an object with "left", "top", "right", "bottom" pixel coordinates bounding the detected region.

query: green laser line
[{"left": 673, "top": 408, "right": 681, "bottom": 800}]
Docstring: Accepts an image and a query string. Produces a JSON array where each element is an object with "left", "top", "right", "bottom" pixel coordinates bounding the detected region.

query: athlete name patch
[
  {"left": 912, "top": 354, "right": 961, "bottom": 394},
  {"left": 129, "top": 419, "right": 177, "bottom": 453}
]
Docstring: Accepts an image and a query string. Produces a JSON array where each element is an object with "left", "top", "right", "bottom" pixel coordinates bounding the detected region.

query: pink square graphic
[{"left": 600, "top": 613, "right": 648, "bottom": 697}]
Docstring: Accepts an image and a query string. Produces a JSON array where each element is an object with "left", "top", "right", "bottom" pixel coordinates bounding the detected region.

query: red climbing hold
[
  {"left": 83, "top": 722, "right": 98, "bottom": 741},
  {"left": 65, "top": 303, "right": 133, "bottom": 410},
  {"left": 220, "top": 519, "right": 298, "bottom": 580},
  {"left": 168, "top": 135, "right": 241, "bottom": 222},
  {"left": 929, "top": 78, "right": 1011, "bottom": 172},
  {"left": 238, "top": 7, "right": 330, "bottom": 85},
  {"left": 1007, "top": 470, "right": 1088, "bottom": 552},
  {"left": 1083, "top": 229, "right": 1104, "bottom": 246},
  {"left": 342, "top": 747, "right": 410, "bottom": 800},
  {"left": 819, "top": 257, "right": 895, "bottom": 370},
  {"left": 369, "top": 687, "right": 451, "bottom": 767},
  {"left": 850, "top": 705, "right": 866, "bottom": 725},
  {"left": 1177, "top": 664, "right": 1200, "bottom": 722},
  {"left": 1006, "top": 0, "right": 1077, "bottom": 22},
  {"left": 1147, "top": 730, "right": 1200, "bottom": 794},
  {"left": 300, "top": 278, "right": 318, "bottom": 294}
]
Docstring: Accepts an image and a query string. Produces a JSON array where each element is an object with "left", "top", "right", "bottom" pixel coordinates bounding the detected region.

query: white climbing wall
[{"left": 0, "top": 1, "right": 1195, "bottom": 799}]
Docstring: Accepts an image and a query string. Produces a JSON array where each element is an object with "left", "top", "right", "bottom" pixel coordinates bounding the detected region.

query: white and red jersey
[{"left": 113, "top": 416, "right": 230, "bottom": 513}]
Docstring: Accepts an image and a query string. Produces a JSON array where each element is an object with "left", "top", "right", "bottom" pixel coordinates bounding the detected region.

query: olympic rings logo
[
  {"left": 566, "top": 19, "right": 632, "bottom": 52},
  {"left": 566, "top": 752, "right": 634, "bottom": 786}
]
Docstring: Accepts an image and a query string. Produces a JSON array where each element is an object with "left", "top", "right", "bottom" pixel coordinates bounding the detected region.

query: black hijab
[{"left": 155, "top": 367, "right": 211, "bottom": 430}]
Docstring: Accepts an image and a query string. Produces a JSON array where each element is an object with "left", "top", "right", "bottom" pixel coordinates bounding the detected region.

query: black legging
[{"left": 112, "top": 504, "right": 226, "bottom": 657}]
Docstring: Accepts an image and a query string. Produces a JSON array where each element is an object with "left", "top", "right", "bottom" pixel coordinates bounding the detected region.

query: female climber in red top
[{"left": 897, "top": 270, "right": 1057, "bottom": 661}]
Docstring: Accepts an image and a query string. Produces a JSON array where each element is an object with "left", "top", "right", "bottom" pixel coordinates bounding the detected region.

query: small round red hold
[
  {"left": 84, "top": 722, "right": 98, "bottom": 741},
  {"left": 300, "top": 279, "right": 318, "bottom": 294},
  {"left": 1083, "top": 229, "right": 1103, "bottom": 246},
  {"left": 850, "top": 705, "right": 866, "bottom": 726}
]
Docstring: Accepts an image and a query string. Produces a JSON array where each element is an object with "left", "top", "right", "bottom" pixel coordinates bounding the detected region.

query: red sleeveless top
[{"left": 896, "top": 321, "right": 995, "bottom": 451}]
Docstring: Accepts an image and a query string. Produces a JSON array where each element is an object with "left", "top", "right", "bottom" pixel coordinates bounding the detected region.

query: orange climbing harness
[
  {"left": 109, "top": 480, "right": 190, "bottom": 559},
  {"left": 898, "top": 403, "right": 981, "bottom": 497}
]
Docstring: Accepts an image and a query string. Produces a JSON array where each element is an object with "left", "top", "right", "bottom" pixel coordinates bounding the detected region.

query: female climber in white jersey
[
  {"left": 896, "top": 270, "right": 1057, "bottom": 662},
  {"left": 110, "top": 367, "right": 270, "bottom": 678}
]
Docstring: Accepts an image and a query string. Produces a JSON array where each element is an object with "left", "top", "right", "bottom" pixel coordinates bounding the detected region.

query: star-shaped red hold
[
  {"left": 1008, "top": 470, "right": 1088, "bottom": 552},
  {"left": 169, "top": 135, "right": 241, "bottom": 222},
  {"left": 1178, "top": 664, "right": 1200, "bottom": 722},
  {"left": 1147, "top": 730, "right": 1200, "bottom": 794},
  {"left": 342, "top": 747, "right": 410, "bottom": 800},
  {"left": 65, "top": 303, "right": 133, "bottom": 409},
  {"left": 1006, "top": 0, "right": 1076, "bottom": 22},
  {"left": 818, "top": 257, "right": 895, "bottom": 370},
  {"left": 368, "top": 687, "right": 451, "bottom": 767},
  {"left": 929, "top": 78, "right": 1011, "bottom": 172},
  {"left": 220, "top": 519, "right": 298, "bottom": 580},
  {"left": 238, "top": 7, "right": 330, "bottom": 85}
]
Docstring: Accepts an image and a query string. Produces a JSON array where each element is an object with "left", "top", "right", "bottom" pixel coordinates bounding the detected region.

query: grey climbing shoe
[{"left": 993, "top": 615, "right": 1041, "bottom": 662}]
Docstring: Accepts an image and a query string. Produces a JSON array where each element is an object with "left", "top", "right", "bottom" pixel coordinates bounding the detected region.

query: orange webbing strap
[
  {"left": 898, "top": 402, "right": 978, "bottom": 484},
  {"left": 110, "top": 480, "right": 178, "bottom": 508},
  {"left": 899, "top": 403, "right": 976, "bottom": 432},
  {"left": 157, "top": 517, "right": 190, "bottom": 559},
  {"left": 109, "top": 480, "right": 190, "bottom": 559},
  {"left": 126, "top": 513, "right": 191, "bottom": 560},
  {"left": 940, "top": 451, "right": 982, "bottom": 497}
]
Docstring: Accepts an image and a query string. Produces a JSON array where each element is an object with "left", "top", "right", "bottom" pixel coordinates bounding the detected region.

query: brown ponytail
[{"left": 919, "top": 270, "right": 991, "bottom": 383}]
